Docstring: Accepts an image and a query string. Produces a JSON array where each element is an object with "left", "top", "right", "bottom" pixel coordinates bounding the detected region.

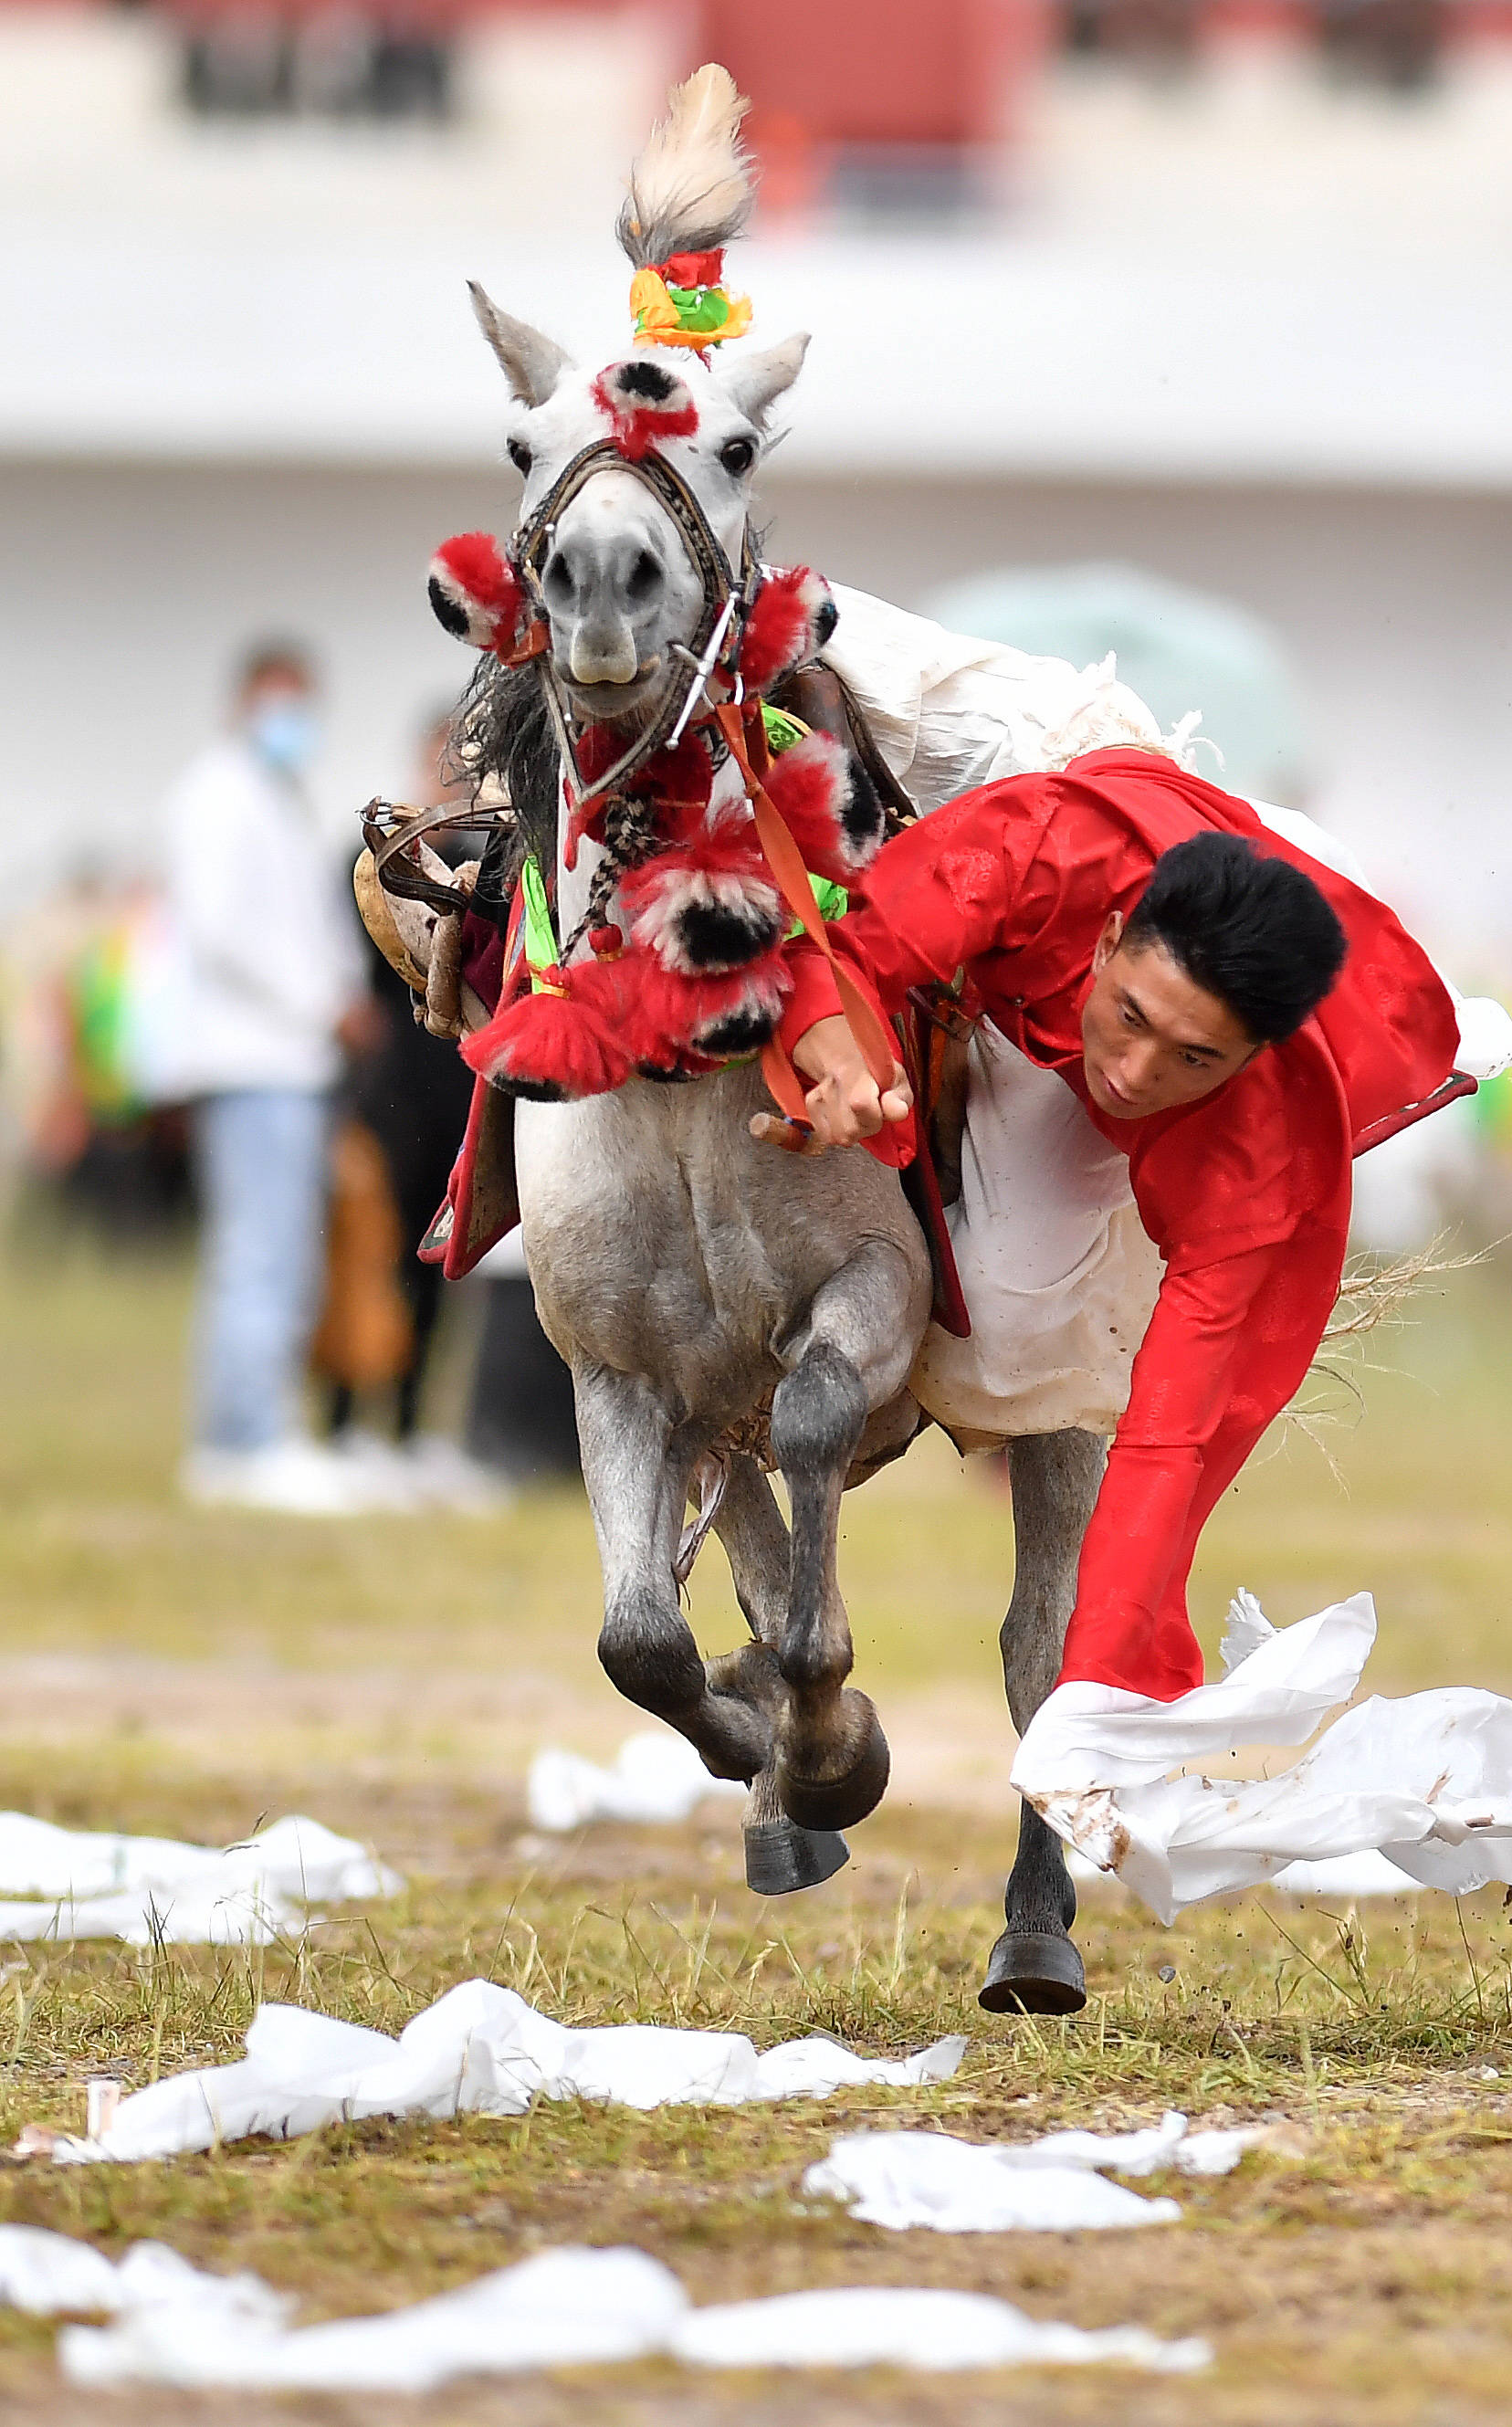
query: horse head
[{"left": 466, "top": 65, "right": 809, "bottom": 733}]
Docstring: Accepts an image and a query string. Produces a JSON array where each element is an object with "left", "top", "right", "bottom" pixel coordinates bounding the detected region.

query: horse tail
[{"left": 616, "top": 62, "right": 755, "bottom": 270}]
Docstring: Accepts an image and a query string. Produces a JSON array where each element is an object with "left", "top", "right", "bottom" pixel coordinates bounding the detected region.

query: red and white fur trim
[
  {"left": 623, "top": 858, "right": 782, "bottom": 976},
  {"left": 738, "top": 566, "right": 837, "bottom": 693},
  {"left": 591, "top": 360, "right": 699, "bottom": 462},
  {"left": 427, "top": 532, "right": 534, "bottom": 659},
  {"left": 763, "top": 730, "right": 885, "bottom": 881}
]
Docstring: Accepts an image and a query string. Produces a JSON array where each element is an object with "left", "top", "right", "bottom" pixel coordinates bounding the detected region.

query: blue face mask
[{"left": 248, "top": 699, "right": 320, "bottom": 777}]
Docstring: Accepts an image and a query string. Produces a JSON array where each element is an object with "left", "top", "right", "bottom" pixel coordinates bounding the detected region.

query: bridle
[
  {"left": 359, "top": 433, "right": 760, "bottom": 923},
  {"left": 509, "top": 436, "right": 761, "bottom": 814}
]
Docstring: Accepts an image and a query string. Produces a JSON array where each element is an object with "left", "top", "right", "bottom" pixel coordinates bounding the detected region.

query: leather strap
[
  {"left": 1352, "top": 1069, "right": 1477, "bottom": 1157},
  {"left": 361, "top": 798, "right": 509, "bottom": 916},
  {"left": 714, "top": 703, "right": 900, "bottom": 1136},
  {"left": 513, "top": 440, "right": 758, "bottom": 818}
]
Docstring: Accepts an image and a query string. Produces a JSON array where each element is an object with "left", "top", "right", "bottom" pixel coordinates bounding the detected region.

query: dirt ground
[{"left": 3, "top": 1245, "right": 1512, "bottom": 2421}]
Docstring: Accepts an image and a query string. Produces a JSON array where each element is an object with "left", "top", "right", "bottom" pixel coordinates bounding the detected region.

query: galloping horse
[{"left": 394, "top": 68, "right": 1131, "bottom": 2013}]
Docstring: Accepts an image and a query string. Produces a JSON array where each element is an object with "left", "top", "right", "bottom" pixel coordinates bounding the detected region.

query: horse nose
[
  {"left": 624, "top": 546, "right": 664, "bottom": 607},
  {"left": 542, "top": 540, "right": 665, "bottom": 617}
]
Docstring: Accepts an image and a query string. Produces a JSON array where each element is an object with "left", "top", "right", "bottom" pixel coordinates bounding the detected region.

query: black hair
[{"left": 1124, "top": 831, "right": 1348, "bottom": 1044}]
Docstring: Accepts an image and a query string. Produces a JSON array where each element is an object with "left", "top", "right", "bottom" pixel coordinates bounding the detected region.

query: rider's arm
[
  {"left": 780, "top": 778, "right": 1057, "bottom": 1144},
  {"left": 1056, "top": 1050, "right": 1350, "bottom": 1701},
  {"left": 1061, "top": 1241, "right": 1299, "bottom": 1701}
]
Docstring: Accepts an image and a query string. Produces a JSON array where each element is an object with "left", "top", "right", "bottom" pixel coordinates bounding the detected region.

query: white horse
[{"left": 416, "top": 68, "right": 1181, "bottom": 2012}]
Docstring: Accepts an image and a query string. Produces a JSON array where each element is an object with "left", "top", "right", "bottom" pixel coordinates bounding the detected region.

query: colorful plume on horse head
[{"left": 629, "top": 252, "right": 752, "bottom": 353}]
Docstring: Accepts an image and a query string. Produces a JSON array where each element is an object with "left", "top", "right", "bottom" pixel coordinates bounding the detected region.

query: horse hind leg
[
  {"left": 770, "top": 1238, "right": 929, "bottom": 1834},
  {"left": 577, "top": 1368, "right": 772, "bottom": 1783},
  {"left": 981, "top": 1426, "right": 1107, "bottom": 2018},
  {"left": 709, "top": 1455, "right": 849, "bottom": 1896}
]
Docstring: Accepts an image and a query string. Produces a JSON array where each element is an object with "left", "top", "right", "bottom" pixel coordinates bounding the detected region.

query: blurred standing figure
[
  {"left": 319, "top": 707, "right": 506, "bottom": 1510},
  {"left": 165, "top": 640, "right": 375, "bottom": 1514}
]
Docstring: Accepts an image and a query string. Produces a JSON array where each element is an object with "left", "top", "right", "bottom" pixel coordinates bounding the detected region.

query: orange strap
[{"left": 715, "top": 703, "right": 898, "bottom": 1129}]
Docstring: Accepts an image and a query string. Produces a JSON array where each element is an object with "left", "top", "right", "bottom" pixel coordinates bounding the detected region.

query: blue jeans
[{"left": 191, "top": 1089, "right": 330, "bottom": 1452}]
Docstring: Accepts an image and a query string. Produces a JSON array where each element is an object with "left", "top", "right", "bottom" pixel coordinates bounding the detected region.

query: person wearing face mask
[{"left": 162, "top": 640, "right": 378, "bottom": 1514}]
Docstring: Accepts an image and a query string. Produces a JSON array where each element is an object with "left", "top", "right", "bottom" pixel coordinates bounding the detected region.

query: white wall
[{"left": 2, "top": 460, "right": 1508, "bottom": 981}]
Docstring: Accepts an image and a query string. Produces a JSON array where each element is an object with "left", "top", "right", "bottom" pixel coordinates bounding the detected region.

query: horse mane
[
  {"left": 616, "top": 63, "right": 755, "bottom": 271},
  {"left": 450, "top": 658, "right": 560, "bottom": 919}
]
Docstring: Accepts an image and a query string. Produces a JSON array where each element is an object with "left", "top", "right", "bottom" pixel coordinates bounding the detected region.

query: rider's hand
[{"left": 779, "top": 1014, "right": 914, "bottom": 1151}]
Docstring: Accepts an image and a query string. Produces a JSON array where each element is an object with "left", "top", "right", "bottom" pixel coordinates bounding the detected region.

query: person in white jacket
[{"left": 163, "top": 641, "right": 375, "bottom": 1514}]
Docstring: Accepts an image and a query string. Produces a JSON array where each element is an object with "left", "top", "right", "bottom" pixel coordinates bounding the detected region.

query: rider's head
[{"left": 1080, "top": 831, "right": 1348, "bottom": 1122}]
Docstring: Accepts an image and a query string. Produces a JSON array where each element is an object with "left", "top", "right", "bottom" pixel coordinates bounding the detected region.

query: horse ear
[
  {"left": 467, "top": 281, "right": 573, "bottom": 407},
  {"left": 716, "top": 332, "right": 810, "bottom": 427}
]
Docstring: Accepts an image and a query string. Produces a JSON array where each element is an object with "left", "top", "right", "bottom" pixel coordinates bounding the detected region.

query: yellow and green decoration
[{"left": 630, "top": 247, "right": 752, "bottom": 352}]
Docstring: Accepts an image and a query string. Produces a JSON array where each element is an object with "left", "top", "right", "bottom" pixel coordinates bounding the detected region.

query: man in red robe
[{"left": 774, "top": 745, "right": 1461, "bottom": 1716}]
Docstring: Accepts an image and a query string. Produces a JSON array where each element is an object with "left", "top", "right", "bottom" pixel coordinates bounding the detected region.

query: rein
[
  {"left": 711, "top": 703, "right": 903, "bottom": 1139},
  {"left": 359, "top": 799, "right": 513, "bottom": 916}
]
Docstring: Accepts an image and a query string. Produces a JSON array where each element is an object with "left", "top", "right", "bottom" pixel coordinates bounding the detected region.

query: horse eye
[
  {"left": 719, "top": 436, "right": 756, "bottom": 478},
  {"left": 508, "top": 438, "right": 532, "bottom": 477}
]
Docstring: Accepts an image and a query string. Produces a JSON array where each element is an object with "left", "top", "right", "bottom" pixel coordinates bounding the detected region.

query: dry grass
[{"left": 2, "top": 1237, "right": 1512, "bottom": 2422}]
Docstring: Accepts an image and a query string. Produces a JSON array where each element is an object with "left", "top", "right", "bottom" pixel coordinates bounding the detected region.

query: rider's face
[{"left": 1080, "top": 916, "right": 1260, "bottom": 1121}]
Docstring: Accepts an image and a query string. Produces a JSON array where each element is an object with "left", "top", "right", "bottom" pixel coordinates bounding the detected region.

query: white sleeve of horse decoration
[{"left": 818, "top": 583, "right": 1182, "bottom": 810}]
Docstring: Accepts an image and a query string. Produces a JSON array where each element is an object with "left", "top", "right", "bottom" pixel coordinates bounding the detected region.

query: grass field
[{"left": 2, "top": 1238, "right": 1512, "bottom": 2424}]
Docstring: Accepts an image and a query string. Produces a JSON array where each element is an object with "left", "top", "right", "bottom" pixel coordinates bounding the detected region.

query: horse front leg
[
  {"left": 709, "top": 1456, "right": 850, "bottom": 1896},
  {"left": 770, "top": 1239, "right": 929, "bottom": 1833},
  {"left": 576, "top": 1366, "right": 772, "bottom": 1783},
  {"left": 981, "top": 1427, "right": 1107, "bottom": 2017}
]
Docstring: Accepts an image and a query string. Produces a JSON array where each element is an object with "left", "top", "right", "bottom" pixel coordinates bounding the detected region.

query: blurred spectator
[
  {"left": 316, "top": 708, "right": 506, "bottom": 1512},
  {"left": 164, "top": 638, "right": 378, "bottom": 1514}
]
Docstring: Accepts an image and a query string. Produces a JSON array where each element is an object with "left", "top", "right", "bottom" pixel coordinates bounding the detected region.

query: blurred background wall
[{"left": 1, "top": 0, "right": 1508, "bottom": 1014}]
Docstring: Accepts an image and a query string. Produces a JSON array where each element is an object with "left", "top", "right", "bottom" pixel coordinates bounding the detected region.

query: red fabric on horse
[{"left": 778, "top": 747, "right": 1460, "bottom": 1703}]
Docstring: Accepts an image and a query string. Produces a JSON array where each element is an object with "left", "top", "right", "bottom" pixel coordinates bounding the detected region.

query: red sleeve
[
  {"left": 778, "top": 777, "right": 1061, "bottom": 1057},
  {"left": 1058, "top": 1040, "right": 1352, "bottom": 1700},
  {"left": 1062, "top": 1244, "right": 1310, "bottom": 1697}
]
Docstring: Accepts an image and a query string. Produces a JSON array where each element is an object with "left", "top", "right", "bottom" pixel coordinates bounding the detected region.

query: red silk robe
[{"left": 779, "top": 748, "right": 1460, "bottom": 1701}]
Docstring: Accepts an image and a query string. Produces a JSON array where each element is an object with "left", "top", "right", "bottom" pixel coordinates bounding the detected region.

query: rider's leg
[
  {"left": 580, "top": 1366, "right": 772, "bottom": 1781},
  {"left": 770, "top": 1237, "right": 930, "bottom": 1833},
  {"left": 982, "top": 1426, "right": 1107, "bottom": 2016}
]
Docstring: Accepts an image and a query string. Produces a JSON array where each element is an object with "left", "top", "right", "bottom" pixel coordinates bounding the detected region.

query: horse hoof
[
  {"left": 776, "top": 1705, "right": 890, "bottom": 1833},
  {"left": 744, "top": 1818, "right": 850, "bottom": 1896},
  {"left": 978, "top": 1928, "right": 1087, "bottom": 2016}
]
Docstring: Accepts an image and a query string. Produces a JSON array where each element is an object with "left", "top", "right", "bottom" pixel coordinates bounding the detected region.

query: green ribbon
[{"left": 520, "top": 851, "right": 560, "bottom": 995}]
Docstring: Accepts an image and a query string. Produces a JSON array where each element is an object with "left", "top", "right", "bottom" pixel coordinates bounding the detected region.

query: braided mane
[{"left": 616, "top": 63, "right": 756, "bottom": 271}]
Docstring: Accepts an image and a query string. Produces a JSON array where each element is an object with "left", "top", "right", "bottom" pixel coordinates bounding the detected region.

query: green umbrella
[{"left": 927, "top": 560, "right": 1310, "bottom": 807}]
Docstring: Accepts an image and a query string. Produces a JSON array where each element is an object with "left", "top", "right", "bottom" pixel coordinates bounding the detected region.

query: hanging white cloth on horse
[{"left": 1013, "top": 1590, "right": 1512, "bottom": 1924}]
